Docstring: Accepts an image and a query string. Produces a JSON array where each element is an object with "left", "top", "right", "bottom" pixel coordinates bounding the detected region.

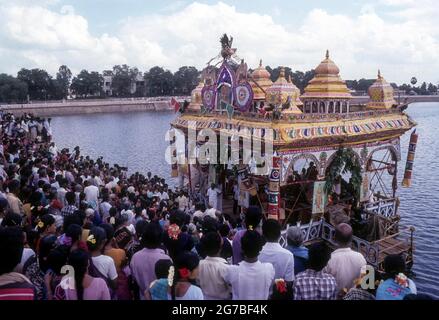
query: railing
[
  {"left": 280, "top": 219, "right": 381, "bottom": 268},
  {"left": 364, "top": 198, "right": 397, "bottom": 219}
]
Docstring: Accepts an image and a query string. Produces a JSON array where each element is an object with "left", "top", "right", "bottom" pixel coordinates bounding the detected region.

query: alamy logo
[
  {"left": 165, "top": 121, "right": 274, "bottom": 175},
  {"left": 60, "top": 264, "right": 76, "bottom": 290}
]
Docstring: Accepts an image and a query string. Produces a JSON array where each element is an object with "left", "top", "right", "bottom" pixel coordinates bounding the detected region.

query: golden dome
[
  {"left": 265, "top": 67, "right": 302, "bottom": 114},
  {"left": 367, "top": 70, "right": 396, "bottom": 110},
  {"left": 301, "top": 50, "right": 352, "bottom": 100},
  {"left": 250, "top": 59, "right": 273, "bottom": 100},
  {"left": 189, "top": 79, "right": 204, "bottom": 110},
  {"left": 315, "top": 50, "right": 340, "bottom": 75}
]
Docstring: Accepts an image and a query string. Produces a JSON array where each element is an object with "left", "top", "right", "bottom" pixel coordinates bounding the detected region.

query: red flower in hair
[
  {"left": 168, "top": 224, "right": 181, "bottom": 240},
  {"left": 178, "top": 268, "right": 191, "bottom": 279},
  {"left": 275, "top": 279, "right": 287, "bottom": 294}
]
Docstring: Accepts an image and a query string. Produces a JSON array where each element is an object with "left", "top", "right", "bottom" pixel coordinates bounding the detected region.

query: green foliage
[
  {"left": 111, "top": 64, "right": 141, "bottom": 97},
  {"left": 56, "top": 65, "right": 72, "bottom": 99},
  {"left": 17, "top": 68, "right": 53, "bottom": 100},
  {"left": 0, "top": 73, "right": 28, "bottom": 103},
  {"left": 144, "top": 66, "right": 175, "bottom": 97},
  {"left": 325, "top": 147, "right": 362, "bottom": 199},
  {"left": 70, "top": 70, "right": 103, "bottom": 98},
  {"left": 173, "top": 66, "right": 200, "bottom": 95}
]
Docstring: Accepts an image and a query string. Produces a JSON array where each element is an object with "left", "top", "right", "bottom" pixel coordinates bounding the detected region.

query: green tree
[
  {"left": 17, "top": 68, "right": 53, "bottom": 100},
  {"left": 427, "top": 83, "right": 437, "bottom": 94},
  {"left": 56, "top": 65, "right": 72, "bottom": 99},
  {"left": 70, "top": 70, "right": 103, "bottom": 98},
  {"left": 144, "top": 67, "right": 174, "bottom": 97},
  {"left": 0, "top": 74, "right": 28, "bottom": 103},
  {"left": 173, "top": 66, "right": 200, "bottom": 95},
  {"left": 111, "top": 64, "right": 139, "bottom": 97}
]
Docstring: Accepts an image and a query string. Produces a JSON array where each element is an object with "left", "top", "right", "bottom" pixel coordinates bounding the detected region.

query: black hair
[
  {"left": 154, "top": 259, "right": 173, "bottom": 279},
  {"left": 86, "top": 226, "right": 107, "bottom": 252},
  {"left": 38, "top": 235, "right": 58, "bottom": 272},
  {"left": 0, "top": 226, "right": 24, "bottom": 275},
  {"left": 241, "top": 230, "right": 264, "bottom": 259},
  {"left": 245, "top": 206, "right": 263, "bottom": 230},
  {"left": 65, "top": 192, "right": 76, "bottom": 205},
  {"left": 262, "top": 219, "right": 281, "bottom": 242},
  {"left": 1, "top": 212, "right": 22, "bottom": 227},
  {"left": 383, "top": 254, "right": 407, "bottom": 280},
  {"left": 201, "top": 216, "right": 218, "bottom": 234},
  {"left": 201, "top": 232, "right": 222, "bottom": 257},
  {"left": 141, "top": 222, "right": 163, "bottom": 249},
  {"left": 219, "top": 223, "right": 230, "bottom": 238},
  {"left": 46, "top": 245, "right": 69, "bottom": 274},
  {"left": 37, "top": 214, "right": 55, "bottom": 234},
  {"left": 307, "top": 241, "right": 331, "bottom": 272},
  {"left": 171, "top": 251, "right": 200, "bottom": 300},
  {"left": 65, "top": 224, "right": 82, "bottom": 243},
  {"left": 63, "top": 214, "right": 83, "bottom": 233},
  {"left": 68, "top": 249, "right": 90, "bottom": 301},
  {"left": 135, "top": 219, "right": 149, "bottom": 237},
  {"left": 100, "top": 223, "right": 115, "bottom": 244},
  {"left": 169, "top": 210, "right": 186, "bottom": 227}
]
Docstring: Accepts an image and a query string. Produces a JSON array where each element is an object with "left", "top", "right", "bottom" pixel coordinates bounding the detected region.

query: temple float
[{"left": 170, "top": 34, "right": 417, "bottom": 273}]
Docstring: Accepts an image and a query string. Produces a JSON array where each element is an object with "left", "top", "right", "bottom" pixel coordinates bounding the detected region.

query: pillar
[{"left": 268, "top": 155, "right": 281, "bottom": 220}]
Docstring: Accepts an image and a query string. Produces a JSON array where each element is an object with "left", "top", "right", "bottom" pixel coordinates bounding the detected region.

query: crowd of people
[{"left": 0, "top": 111, "right": 430, "bottom": 301}]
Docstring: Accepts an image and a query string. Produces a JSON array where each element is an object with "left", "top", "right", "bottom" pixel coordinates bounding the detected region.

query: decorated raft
[{"left": 170, "top": 34, "right": 417, "bottom": 272}]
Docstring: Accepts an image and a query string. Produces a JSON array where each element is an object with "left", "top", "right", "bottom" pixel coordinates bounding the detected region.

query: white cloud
[{"left": 0, "top": 1, "right": 438, "bottom": 84}]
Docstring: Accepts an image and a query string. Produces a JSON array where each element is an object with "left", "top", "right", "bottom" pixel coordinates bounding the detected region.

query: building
[{"left": 101, "top": 72, "right": 146, "bottom": 97}]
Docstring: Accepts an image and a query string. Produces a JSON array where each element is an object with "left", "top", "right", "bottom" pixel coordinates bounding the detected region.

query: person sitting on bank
[
  {"left": 376, "top": 254, "right": 417, "bottom": 300},
  {"left": 286, "top": 226, "right": 309, "bottom": 275},
  {"left": 325, "top": 223, "right": 367, "bottom": 296},
  {"left": 294, "top": 242, "right": 337, "bottom": 300}
]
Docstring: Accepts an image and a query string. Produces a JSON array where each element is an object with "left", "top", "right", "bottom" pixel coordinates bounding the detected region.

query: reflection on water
[{"left": 52, "top": 103, "right": 439, "bottom": 298}]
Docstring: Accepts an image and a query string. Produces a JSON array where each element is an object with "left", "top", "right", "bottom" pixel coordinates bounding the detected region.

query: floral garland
[{"left": 325, "top": 147, "right": 363, "bottom": 200}]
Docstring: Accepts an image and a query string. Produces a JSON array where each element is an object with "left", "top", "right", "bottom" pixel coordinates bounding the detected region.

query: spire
[
  {"left": 279, "top": 67, "right": 285, "bottom": 79},
  {"left": 259, "top": 59, "right": 262, "bottom": 67},
  {"left": 326, "top": 49, "right": 329, "bottom": 59},
  {"left": 378, "top": 69, "right": 382, "bottom": 79}
]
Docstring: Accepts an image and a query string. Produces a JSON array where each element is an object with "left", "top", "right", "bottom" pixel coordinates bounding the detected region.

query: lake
[{"left": 51, "top": 103, "right": 439, "bottom": 298}]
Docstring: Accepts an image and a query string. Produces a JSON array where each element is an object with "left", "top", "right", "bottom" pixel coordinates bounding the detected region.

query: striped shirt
[{"left": 294, "top": 269, "right": 337, "bottom": 300}]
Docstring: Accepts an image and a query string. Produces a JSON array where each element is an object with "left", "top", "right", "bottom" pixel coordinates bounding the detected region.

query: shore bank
[
  {"left": 0, "top": 96, "right": 189, "bottom": 117},
  {"left": 1, "top": 95, "right": 438, "bottom": 117}
]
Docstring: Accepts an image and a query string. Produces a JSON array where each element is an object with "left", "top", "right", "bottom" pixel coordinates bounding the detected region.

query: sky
[{"left": 0, "top": 0, "right": 438, "bottom": 84}]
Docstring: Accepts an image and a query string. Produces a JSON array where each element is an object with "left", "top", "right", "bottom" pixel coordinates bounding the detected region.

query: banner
[{"left": 312, "top": 181, "right": 327, "bottom": 214}]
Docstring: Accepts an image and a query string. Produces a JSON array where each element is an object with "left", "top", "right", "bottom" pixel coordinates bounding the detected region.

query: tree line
[{"left": 0, "top": 64, "right": 437, "bottom": 103}]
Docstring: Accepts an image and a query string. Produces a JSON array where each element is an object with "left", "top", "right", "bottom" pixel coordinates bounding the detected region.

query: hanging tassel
[{"left": 402, "top": 130, "right": 418, "bottom": 187}]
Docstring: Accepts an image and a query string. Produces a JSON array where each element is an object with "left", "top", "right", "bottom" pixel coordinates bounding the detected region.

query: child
[{"left": 145, "top": 259, "right": 174, "bottom": 300}]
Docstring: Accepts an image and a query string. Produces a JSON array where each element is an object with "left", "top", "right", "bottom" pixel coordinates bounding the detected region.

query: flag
[{"left": 171, "top": 97, "right": 181, "bottom": 113}]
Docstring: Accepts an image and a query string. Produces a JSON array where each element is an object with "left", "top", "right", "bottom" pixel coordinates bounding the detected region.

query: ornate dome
[
  {"left": 250, "top": 59, "right": 273, "bottom": 100},
  {"left": 301, "top": 50, "right": 352, "bottom": 100},
  {"left": 189, "top": 79, "right": 204, "bottom": 110},
  {"left": 367, "top": 70, "right": 396, "bottom": 109},
  {"left": 315, "top": 50, "right": 340, "bottom": 75},
  {"left": 265, "top": 67, "right": 302, "bottom": 114}
]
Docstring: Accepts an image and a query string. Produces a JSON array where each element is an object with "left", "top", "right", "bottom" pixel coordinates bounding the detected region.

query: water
[{"left": 51, "top": 103, "right": 439, "bottom": 298}]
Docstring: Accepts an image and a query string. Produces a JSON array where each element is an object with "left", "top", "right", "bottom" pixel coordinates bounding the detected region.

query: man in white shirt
[
  {"left": 325, "top": 223, "right": 367, "bottom": 295},
  {"left": 259, "top": 219, "right": 295, "bottom": 284},
  {"left": 206, "top": 183, "right": 221, "bottom": 210},
  {"left": 198, "top": 232, "right": 231, "bottom": 300},
  {"left": 225, "top": 230, "right": 274, "bottom": 300},
  {"left": 84, "top": 179, "right": 99, "bottom": 208},
  {"left": 176, "top": 191, "right": 188, "bottom": 212}
]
